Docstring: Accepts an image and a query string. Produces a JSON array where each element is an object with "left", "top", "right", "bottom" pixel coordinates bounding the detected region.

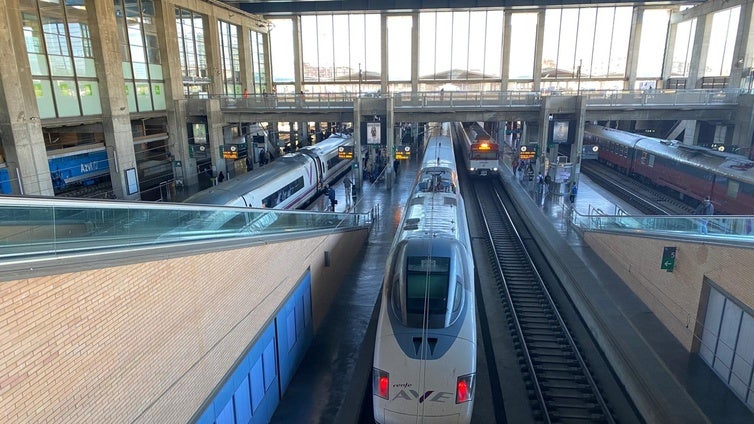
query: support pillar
[
  {"left": 0, "top": 0, "right": 53, "bottom": 196},
  {"left": 386, "top": 96, "right": 395, "bottom": 189}
]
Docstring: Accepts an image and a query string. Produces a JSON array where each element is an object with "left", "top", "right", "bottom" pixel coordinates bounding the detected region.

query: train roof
[
  {"left": 585, "top": 123, "right": 754, "bottom": 183},
  {"left": 634, "top": 138, "right": 754, "bottom": 182},
  {"left": 184, "top": 154, "right": 311, "bottom": 206}
]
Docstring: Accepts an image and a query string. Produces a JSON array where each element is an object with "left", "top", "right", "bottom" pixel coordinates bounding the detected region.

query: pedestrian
[
  {"left": 569, "top": 183, "right": 578, "bottom": 203},
  {"left": 217, "top": 171, "right": 225, "bottom": 183},
  {"left": 343, "top": 174, "right": 353, "bottom": 206},
  {"left": 326, "top": 184, "right": 337, "bottom": 211},
  {"left": 512, "top": 159, "right": 519, "bottom": 175},
  {"left": 694, "top": 196, "right": 714, "bottom": 234},
  {"left": 207, "top": 167, "right": 217, "bottom": 186},
  {"left": 243, "top": 88, "right": 249, "bottom": 99},
  {"left": 536, "top": 172, "right": 544, "bottom": 192},
  {"left": 544, "top": 174, "right": 552, "bottom": 193},
  {"left": 393, "top": 159, "right": 399, "bottom": 176}
]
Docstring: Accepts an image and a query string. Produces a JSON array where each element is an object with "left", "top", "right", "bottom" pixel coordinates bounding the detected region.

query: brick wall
[
  {"left": 0, "top": 229, "right": 367, "bottom": 423},
  {"left": 584, "top": 232, "right": 754, "bottom": 351}
]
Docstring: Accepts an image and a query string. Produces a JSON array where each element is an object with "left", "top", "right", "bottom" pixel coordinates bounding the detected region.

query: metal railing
[
  {"left": 570, "top": 210, "right": 754, "bottom": 245},
  {"left": 184, "top": 89, "right": 743, "bottom": 113}
]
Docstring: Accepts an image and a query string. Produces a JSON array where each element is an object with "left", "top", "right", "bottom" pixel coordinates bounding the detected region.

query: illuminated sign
[
  {"left": 223, "top": 144, "right": 238, "bottom": 159},
  {"left": 338, "top": 145, "right": 354, "bottom": 159},
  {"left": 472, "top": 143, "right": 497, "bottom": 151},
  {"left": 395, "top": 145, "right": 411, "bottom": 160},
  {"left": 519, "top": 144, "right": 538, "bottom": 160}
]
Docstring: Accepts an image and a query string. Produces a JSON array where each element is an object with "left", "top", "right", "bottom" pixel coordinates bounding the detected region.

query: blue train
[
  {"left": 48, "top": 146, "right": 110, "bottom": 192},
  {"left": 0, "top": 145, "right": 173, "bottom": 198},
  {"left": 0, "top": 147, "right": 109, "bottom": 195}
]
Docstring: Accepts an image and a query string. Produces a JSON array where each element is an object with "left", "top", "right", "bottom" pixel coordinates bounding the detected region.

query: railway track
[
  {"left": 580, "top": 161, "right": 694, "bottom": 215},
  {"left": 473, "top": 179, "right": 619, "bottom": 424}
]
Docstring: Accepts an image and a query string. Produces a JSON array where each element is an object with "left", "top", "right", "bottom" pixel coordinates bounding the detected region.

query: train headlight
[
  {"left": 373, "top": 368, "right": 389, "bottom": 399},
  {"left": 456, "top": 373, "right": 475, "bottom": 403}
]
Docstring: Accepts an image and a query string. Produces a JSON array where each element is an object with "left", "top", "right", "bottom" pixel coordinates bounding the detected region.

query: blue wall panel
[
  {"left": 197, "top": 269, "right": 313, "bottom": 424},
  {"left": 276, "top": 271, "right": 313, "bottom": 395}
]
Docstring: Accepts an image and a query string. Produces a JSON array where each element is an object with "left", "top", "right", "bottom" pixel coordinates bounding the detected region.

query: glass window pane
[
  {"left": 332, "top": 15, "right": 350, "bottom": 80},
  {"left": 575, "top": 8, "right": 596, "bottom": 78},
  {"left": 34, "top": 79, "right": 56, "bottom": 119},
  {"left": 135, "top": 83, "right": 152, "bottom": 111},
  {"left": 78, "top": 81, "right": 101, "bottom": 115},
  {"left": 451, "top": 11, "right": 470, "bottom": 78},
  {"left": 270, "top": 19, "right": 295, "bottom": 82},
  {"left": 483, "top": 10, "right": 503, "bottom": 79},
  {"left": 608, "top": 7, "right": 632, "bottom": 78},
  {"left": 387, "top": 15, "right": 412, "bottom": 81},
  {"left": 705, "top": 7, "right": 740, "bottom": 76},
  {"left": 542, "top": 9, "right": 561, "bottom": 77},
  {"left": 636, "top": 9, "right": 670, "bottom": 78},
  {"left": 364, "top": 14, "right": 381, "bottom": 78},
  {"left": 433, "top": 12, "right": 452, "bottom": 78},
  {"left": 671, "top": 19, "right": 696, "bottom": 77},
  {"left": 509, "top": 13, "right": 537, "bottom": 79},
  {"left": 591, "top": 8, "right": 614, "bottom": 78},
  {"left": 557, "top": 9, "right": 579, "bottom": 76},
  {"left": 316, "top": 14, "right": 334, "bottom": 82},
  {"left": 53, "top": 79, "right": 80, "bottom": 117},
  {"left": 349, "top": 15, "right": 367, "bottom": 79},
  {"left": 419, "top": 13, "right": 436, "bottom": 78},
  {"left": 301, "top": 15, "right": 318, "bottom": 82}
]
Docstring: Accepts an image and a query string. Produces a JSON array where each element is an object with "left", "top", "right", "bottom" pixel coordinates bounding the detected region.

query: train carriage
[
  {"left": 455, "top": 122, "right": 499, "bottom": 177},
  {"left": 585, "top": 123, "right": 754, "bottom": 215},
  {"left": 184, "top": 133, "right": 354, "bottom": 209},
  {"left": 373, "top": 124, "right": 476, "bottom": 423}
]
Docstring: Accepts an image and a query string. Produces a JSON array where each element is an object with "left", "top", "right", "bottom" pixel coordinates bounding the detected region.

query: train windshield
[
  {"left": 405, "top": 256, "right": 450, "bottom": 327},
  {"left": 471, "top": 144, "right": 499, "bottom": 160}
]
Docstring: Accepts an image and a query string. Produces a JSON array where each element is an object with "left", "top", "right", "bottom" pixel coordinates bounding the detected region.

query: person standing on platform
[
  {"left": 326, "top": 184, "right": 337, "bottom": 211},
  {"left": 569, "top": 183, "right": 578, "bottom": 203},
  {"left": 536, "top": 172, "right": 544, "bottom": 193},
  {"left": 694, "top": 196, "right": 714, "bottom": 234},
  {"left": 343, "top": 174, "right": 353, "bottom": 207},
  {"left": 217, "top": 171, "right": 225, "bottom": 183}
]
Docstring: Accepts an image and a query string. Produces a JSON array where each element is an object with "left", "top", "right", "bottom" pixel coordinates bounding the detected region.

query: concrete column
[
  {"left": 293, "top": 16, "right": 302, "bottom": 92},
  {"left": 501, "top": 10, "right": 513, "bottom": 90},
  {"left": 731, "top": 94, "right": 754, "bottom": 153},
  {"left": 411, "top": 13, "right": 419, "bottom": 94},
  {"left": 536, "top": 98, "right": 552, "bottom": 176},
  {"left": 156, "top": 0, "right": 195, "bottom": 188},
  {"left": 687, "top": 12, "right": 713, "bottom": 89},
  {"left": 683, "top": 121, "right": 700, "bottom": 145},
  {"left": 386, "top": 96, "right": 394, "bottom": 189},
  {"left": 625, "top": 7, "right": 643, "bottom": 90},
  {"left": 239, "top": 24, "right": 253, "bottom": 94},
  {"left": 206, "top": 99, "right": 226, "bottom": 176},
  {"left": 88, "top": 0, "right": 138, "bottom": 200},
  {"left": 571, "top": 96, "right": 588, "bottom": 186},
  {"left": 0, "top": 0, "right": 54, "bottom": 196},
  {"left": 728, "top": 0, "right": 754, "bottom": 89},
  {"left": 381, "top": 13, "right": 388, "bottom": 94},
  {"left": 532, "top": 9, "right": 546, "bottom": 91},
  {"left": 205, "top": 14, "right": 224, "bottom": 95},
  {"left": 354, "top": 99, "right": 362, "bottom": 189},
  {"left": 660, "top": 7, "right": 680, "bottom": 89}
]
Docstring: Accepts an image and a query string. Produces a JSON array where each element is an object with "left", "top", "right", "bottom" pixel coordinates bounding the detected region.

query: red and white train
[
  {"left": 584, "top": 123, "right": 754, "bottom": 215},
  {"left": 454, "top": 122, "right": 499, "bottom": 177}
]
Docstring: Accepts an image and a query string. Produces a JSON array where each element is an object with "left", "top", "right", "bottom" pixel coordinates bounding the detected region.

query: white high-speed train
[
  {"left": 372, "top": 124, "right": 476, "bottom": 423},
  {"left": 184, "top": 133, "right": 353, "bottom": 209}
]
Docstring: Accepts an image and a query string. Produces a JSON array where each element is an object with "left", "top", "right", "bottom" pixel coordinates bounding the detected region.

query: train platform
[
  {"left": 270, "top": 159, "right": 419, "bottom": 423},
  {"left": 504, "top": 166, "right": 754, "bottom": 423},
  {"left": 191, "top": 153, "right": 754, "bottom": 422}
]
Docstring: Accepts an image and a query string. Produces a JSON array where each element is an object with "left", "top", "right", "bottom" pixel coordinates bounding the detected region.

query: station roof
[{"left": 228, "top": 0, "right": 702, "bottom": 16}]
